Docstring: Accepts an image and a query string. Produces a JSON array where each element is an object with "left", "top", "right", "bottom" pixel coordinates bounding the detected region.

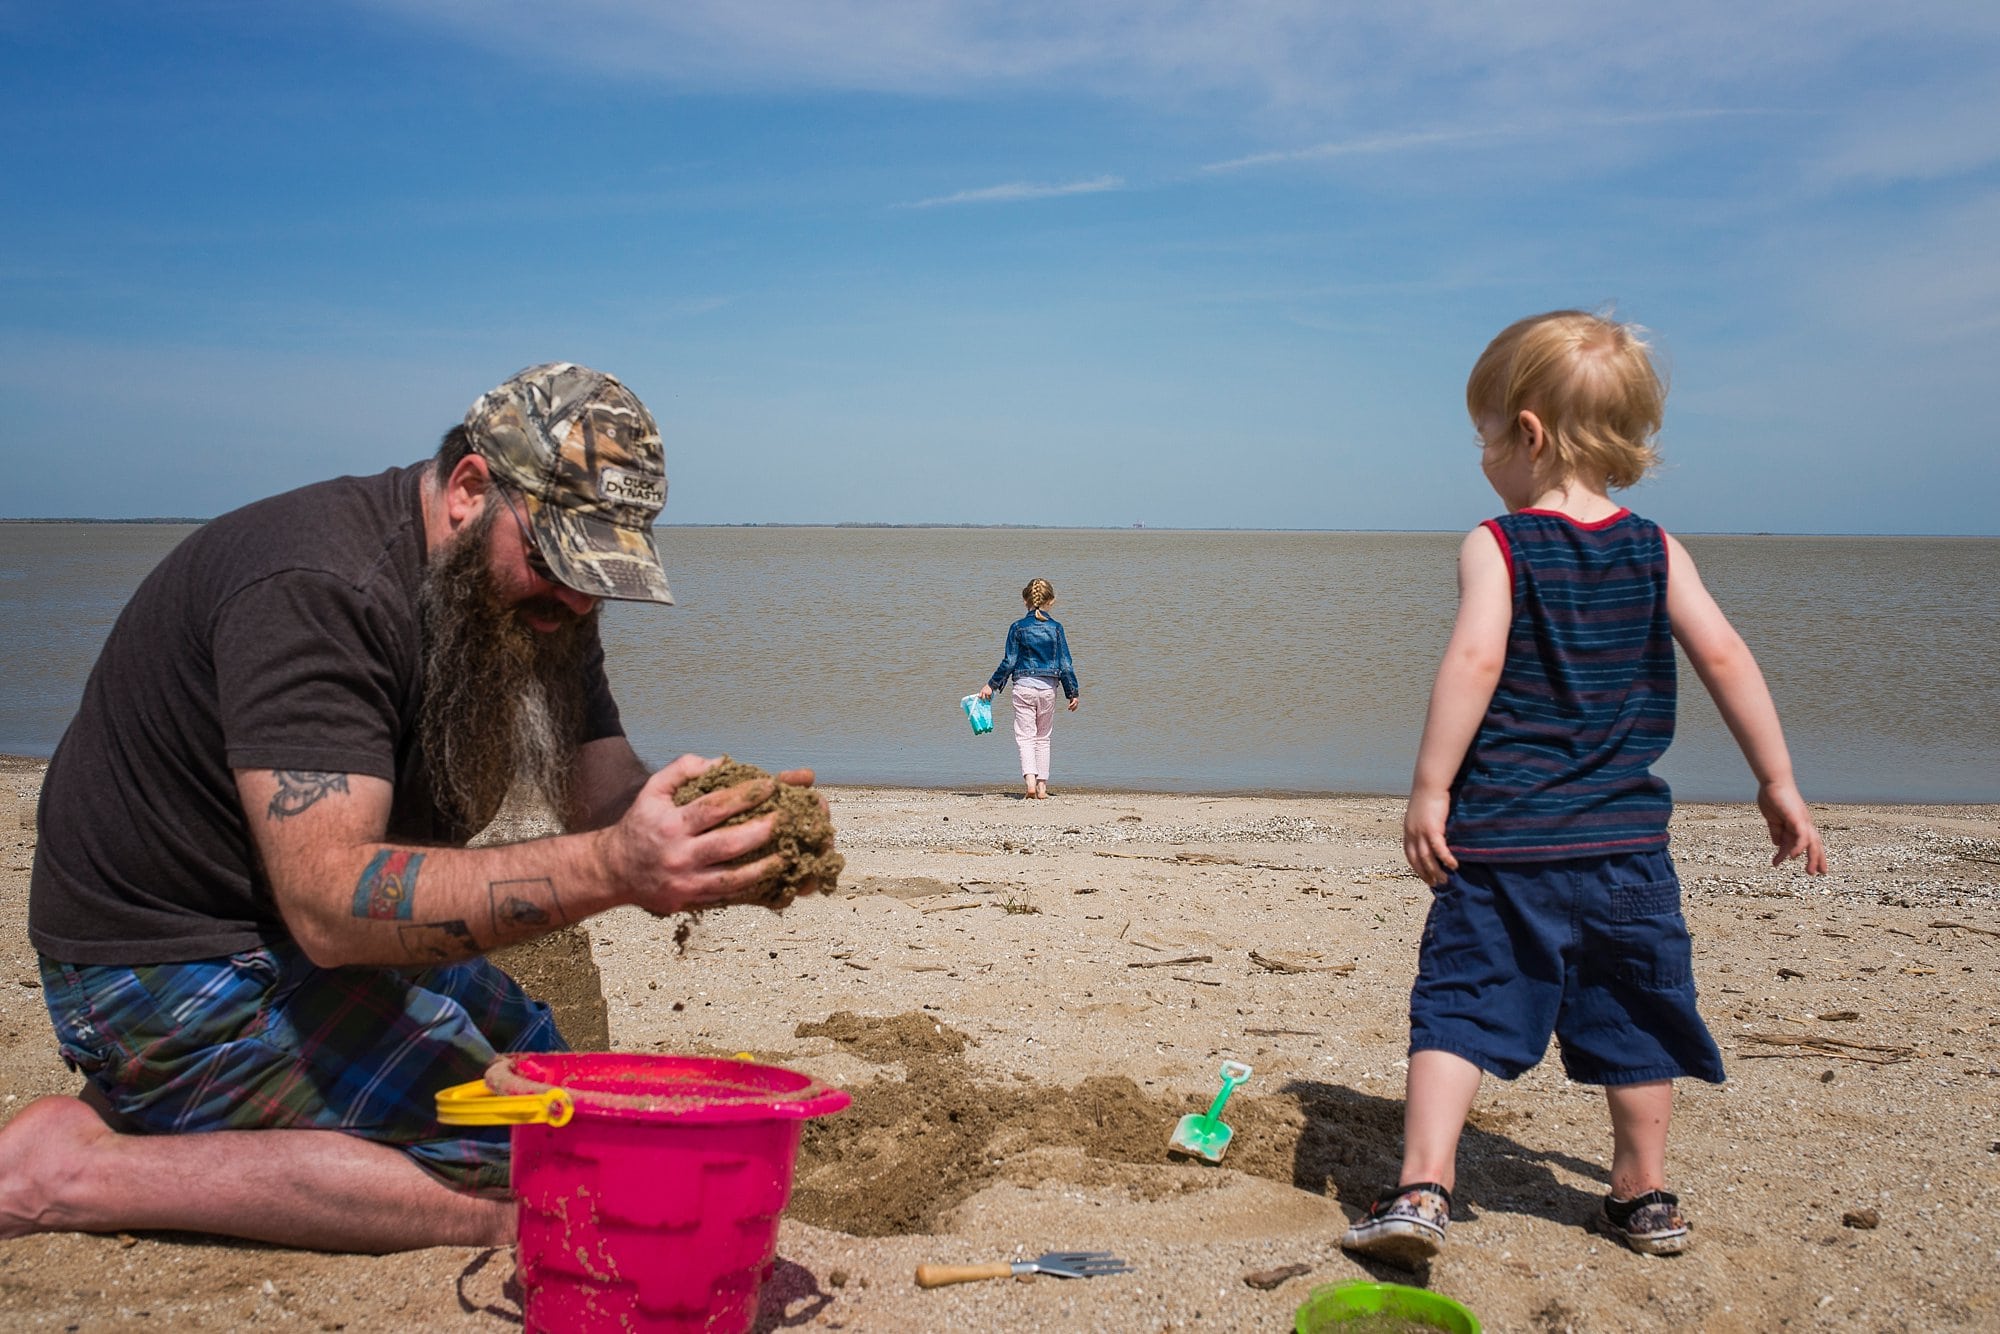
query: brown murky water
[{"left": 5, "top": 524, "right": 1996, "bottom": 800}]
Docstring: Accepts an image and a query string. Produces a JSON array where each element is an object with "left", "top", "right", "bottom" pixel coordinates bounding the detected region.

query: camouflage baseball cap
[{"left": 463, "top": 362, "right": 673, "bottom": 604}]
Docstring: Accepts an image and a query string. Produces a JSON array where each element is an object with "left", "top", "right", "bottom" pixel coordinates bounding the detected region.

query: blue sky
[{"left": 2, "top": 1, "right": 1995, "bottom": 533}]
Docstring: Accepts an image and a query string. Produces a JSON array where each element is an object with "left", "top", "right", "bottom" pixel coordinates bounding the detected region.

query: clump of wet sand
[{"left": 674, "top": 756, "right": 844, "bottom": 907}]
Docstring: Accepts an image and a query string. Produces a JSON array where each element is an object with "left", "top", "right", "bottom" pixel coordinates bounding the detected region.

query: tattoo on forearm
[
  {"left": 353, "top": 849, "right": 425, "bottom": 920},
  {"left": 489, "top": 877, "right": 564, "bottom": 940},
  {"left": 268, "top": 770, "right": 349, "bottom": 819},
  {"left": 397, "top": 919, "right": 478, "bottom": 962}
]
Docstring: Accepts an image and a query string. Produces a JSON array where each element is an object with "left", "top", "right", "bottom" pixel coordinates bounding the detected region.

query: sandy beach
[{"left": 2, "top": 755, "right": 1996, "bottom": 1331}]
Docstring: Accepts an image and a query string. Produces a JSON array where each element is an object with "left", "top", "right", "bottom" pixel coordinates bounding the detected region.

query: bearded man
[{"left": 1, "top": 364, "right": 797, "bottom": 1252}]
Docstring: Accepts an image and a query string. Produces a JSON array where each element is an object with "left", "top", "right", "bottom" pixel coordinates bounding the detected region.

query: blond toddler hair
[
  {"left": 1022, "top": 578, "right": 1055, "bottom": 620},
  {"left": 1467, "top": 310, "right": 1665, "bottom": 490}
]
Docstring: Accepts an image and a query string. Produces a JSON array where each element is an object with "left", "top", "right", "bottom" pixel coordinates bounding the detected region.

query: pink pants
[{"left": 1011, "top": 677, "right": 1057, "bottom": 780}]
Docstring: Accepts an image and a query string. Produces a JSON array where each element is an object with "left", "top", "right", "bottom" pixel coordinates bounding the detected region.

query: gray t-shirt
[{"left": 29, "top": 463, "right": 622, "bottom": 965}]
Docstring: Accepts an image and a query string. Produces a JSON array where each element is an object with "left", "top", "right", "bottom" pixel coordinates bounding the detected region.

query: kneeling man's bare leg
[{"left": 0, "top": 1096, "right": 512, "bottom": 1252}]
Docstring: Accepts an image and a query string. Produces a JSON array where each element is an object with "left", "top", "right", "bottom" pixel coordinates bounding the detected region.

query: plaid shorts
[{"left": 38, "top": 943, "right": 567, "bottom": 1194}]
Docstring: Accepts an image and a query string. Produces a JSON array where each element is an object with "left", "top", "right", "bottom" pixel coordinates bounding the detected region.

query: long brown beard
[{"left": 418, "top": 506, "right": 593, "bottom": 838}]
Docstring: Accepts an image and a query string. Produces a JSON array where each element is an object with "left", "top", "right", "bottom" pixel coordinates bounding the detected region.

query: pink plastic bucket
[{"left": 443, "top": 1052, "right": 850, "bottom": 1334}]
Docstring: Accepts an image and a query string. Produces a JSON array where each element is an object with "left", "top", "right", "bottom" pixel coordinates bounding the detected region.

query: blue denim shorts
[{"left": 1407, "top": 848, "right": 1724, "bottom": 1085}]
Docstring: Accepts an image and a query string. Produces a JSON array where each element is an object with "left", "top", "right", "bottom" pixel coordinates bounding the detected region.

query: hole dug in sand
[{"left": 785, "top": 1012, "right": 1424, "bottom": 1238}]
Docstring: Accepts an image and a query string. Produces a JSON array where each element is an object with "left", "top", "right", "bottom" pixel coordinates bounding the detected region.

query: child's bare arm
[
  {"left": 1404, "top": 526, "right": 1512, "bottom": 886},
  {"left": 1664, "top": 533, "right": 1827, "bottom": 874}
]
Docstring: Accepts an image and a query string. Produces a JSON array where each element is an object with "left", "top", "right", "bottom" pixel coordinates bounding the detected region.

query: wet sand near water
[{"left": 2, "top": 759, "right": 1996, "bottom": 1331}]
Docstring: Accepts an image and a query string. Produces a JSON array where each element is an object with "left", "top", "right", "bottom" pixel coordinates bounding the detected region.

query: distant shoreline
[
  {"left": 0, "top": 517, "right": 209, "bottom": 525},
  {"left": 2, "top": 518, "right": 1996, "bottom": 539},
  {"left": 3, "top": 754, "right": 1994, "bottom": 809}
]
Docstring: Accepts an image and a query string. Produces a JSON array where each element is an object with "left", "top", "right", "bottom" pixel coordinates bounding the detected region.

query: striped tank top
[{"left": 1446, "top": 508, "right": 1676, "bottom": 861}]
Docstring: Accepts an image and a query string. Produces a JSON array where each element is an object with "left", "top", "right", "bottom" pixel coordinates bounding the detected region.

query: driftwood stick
[
  {"left": 1742, "top": 1032, "right": 1915, "bottom": 1056},
  {"left": 1736, "top": 1049, "right": 1908, "bottom": 1065},
  {"left": 1249, "top": 951, "right": 1356, "bottom": 976}
]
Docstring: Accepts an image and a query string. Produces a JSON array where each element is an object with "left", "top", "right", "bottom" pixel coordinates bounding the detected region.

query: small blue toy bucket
[{"left": 960, "top": 694, "right": 994, "bottom": 735}]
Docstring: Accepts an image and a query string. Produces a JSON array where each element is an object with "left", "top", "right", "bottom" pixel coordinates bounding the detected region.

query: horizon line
[{"left": 1, "top": 517, "right": 1995, "bottom": 539}]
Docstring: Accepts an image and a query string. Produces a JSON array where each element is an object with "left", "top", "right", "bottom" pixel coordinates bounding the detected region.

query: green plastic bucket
[{"left": 1294, "top": 1281, "right": 1481, "bottom": 1333}]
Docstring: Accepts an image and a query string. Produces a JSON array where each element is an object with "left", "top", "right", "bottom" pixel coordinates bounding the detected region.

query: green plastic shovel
[{"left": 1169, "top": 1059, "right": 1252, "bottom": 1163}]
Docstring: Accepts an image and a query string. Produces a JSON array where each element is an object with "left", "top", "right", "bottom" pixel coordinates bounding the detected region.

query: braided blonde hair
[{"left": 1022, "top": 578, "right": 1055, "bottom": 620}]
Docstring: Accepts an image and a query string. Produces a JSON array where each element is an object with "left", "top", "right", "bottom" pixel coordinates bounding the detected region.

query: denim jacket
[{"left": 989, "top": 614, "right": 1079, "bottom": 699}]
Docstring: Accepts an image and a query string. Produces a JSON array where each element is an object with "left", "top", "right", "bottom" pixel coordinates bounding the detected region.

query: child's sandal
[
  {"left": 1339, "top": 1181, "right": 1451, "bottom": 1268},
  {"left": 1598, "top": 1189, "right": 1690, "bottom": 1255}
]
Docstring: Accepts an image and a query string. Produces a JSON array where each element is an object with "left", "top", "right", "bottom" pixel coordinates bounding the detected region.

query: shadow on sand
[{"left": 1275, "top": 1077, "right": 1609, "bottom": 1279}]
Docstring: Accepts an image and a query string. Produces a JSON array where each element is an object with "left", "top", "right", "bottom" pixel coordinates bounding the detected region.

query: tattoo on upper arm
[
  {"left": 489, "top": 877, "right": 565, "bottom": 941},
  {"left": 354, "top": 849, "right": 425, "bottom": 920},
  {"left": 397, "top": 919, "right": 477, "bottom": 962},
  {"left": 268, "top": 770, "right": 349, "bottom": 819}
]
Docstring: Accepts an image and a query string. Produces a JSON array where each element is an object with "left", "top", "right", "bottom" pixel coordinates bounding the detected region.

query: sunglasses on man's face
[{"left": 497, "top": 488, "right": 558, "bottom": 584}]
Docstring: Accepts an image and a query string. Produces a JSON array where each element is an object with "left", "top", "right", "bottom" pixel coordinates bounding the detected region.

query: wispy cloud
[
  {"left": 1202, "top": 109, "right": 1797, "bottom": 173},
  {"left": 907, "top": 175, "right": 1124, "bottom": 208},
  {"left": 1203, "top": 128, "right": 1501, "bottom": 173},
  {"left": 1816, "top": 188, "right": 2000, "bottom": 342},
  {"left": 365, "top": 2, "right": 2000, "bottom": 205},
  {"left": 362, "top": 2, "right": 2000, "bottom": 111},
  {"left": 1809, "top": 80, "right": 2000, "bottom": 187}
]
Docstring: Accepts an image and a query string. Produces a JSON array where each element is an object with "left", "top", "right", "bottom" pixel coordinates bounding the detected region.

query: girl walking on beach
[{"left": 978, "top": 579, "right": 1080, "bottom": 799}]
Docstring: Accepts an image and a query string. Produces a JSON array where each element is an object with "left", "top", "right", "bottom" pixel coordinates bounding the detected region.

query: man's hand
[
  {"left": 773, "top": 765, "right": 830, "bottom": 814},
  {"left": 604, "top": 754, "right": 787, "bottom": 915},
  {"left": 1403, "top": 789, "right": 1457, "bottom": 888},
  {"left": 1757, "top": 780, "right": 1828, "bottom": 875}
]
